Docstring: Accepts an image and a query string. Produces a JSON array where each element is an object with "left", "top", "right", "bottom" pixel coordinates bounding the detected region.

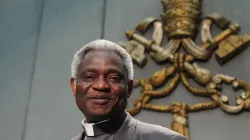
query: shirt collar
[
  {"left": 81, "top": 119, "right": 111, "bottom": 136},
  {"left": 81, "top": 113, "right": 126, "bottom": 137}
]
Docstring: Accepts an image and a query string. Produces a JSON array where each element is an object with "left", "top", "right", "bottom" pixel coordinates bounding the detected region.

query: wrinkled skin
[{"left": 70, "top": 50, "right": 133, "bottom": 123}]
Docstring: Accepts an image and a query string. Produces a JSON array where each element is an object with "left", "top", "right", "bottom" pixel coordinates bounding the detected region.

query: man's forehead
[
  {"left": 85, "top": 49, "right": 119, "bottom": 56},
  {"left": 80, "top": 67, "right": 125, "bottom": 76},
  {"left": 82, "top": 50, "right": 122, "bottom": 63},
  {"left": 78, "top": 50, "right": 127, "bottom": 73}
]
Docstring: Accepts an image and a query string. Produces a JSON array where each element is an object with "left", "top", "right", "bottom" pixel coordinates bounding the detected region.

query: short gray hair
[{"left": 71, "top": 39, "right": 134, "bottom": 80}]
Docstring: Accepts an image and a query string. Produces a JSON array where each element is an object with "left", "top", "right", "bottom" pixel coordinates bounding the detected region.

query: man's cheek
[
  {"left": 75, "top": 94, "right": 87, "bottom": 108},
  {"left": 111, "top": 86, "right": 127, "bottom": 94},
  {"left": 75, "top": 87, "right": 88, "bottom": 96}
]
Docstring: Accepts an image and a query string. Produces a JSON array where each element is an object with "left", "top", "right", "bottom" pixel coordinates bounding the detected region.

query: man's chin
[
  {"left": 92, "top": 110, "right": 110, "bottom": 116},
  {"left": 88, "top": 101, "right": 116, "bottom": 115},
  {"left": 87, "top": 109, "right": 113, "bottom": 121},
  {"left": 89, "top": 106, "right": 113, "bottom": 114}
]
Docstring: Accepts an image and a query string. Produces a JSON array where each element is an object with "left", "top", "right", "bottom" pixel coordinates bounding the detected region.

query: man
[{"left": 70, "top": 39, "right": 186, "bottom": 140}]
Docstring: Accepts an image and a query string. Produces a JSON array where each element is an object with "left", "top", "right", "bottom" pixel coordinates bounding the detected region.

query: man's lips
[
  {"left": 90, "top": 98, "right": 111, "bottom": 105},
  {"left": 87, "top": 95, "right": 114, "bottom": 105}
]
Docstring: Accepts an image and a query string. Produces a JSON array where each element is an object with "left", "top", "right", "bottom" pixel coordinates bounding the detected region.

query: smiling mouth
[{"left": 90, "top": 98, "right": 112, "bottom": 105}]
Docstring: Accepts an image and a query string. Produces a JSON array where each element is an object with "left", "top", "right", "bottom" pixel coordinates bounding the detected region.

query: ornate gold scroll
[{"left": 117, "top": 0, "right": 250, "bottom": 140}]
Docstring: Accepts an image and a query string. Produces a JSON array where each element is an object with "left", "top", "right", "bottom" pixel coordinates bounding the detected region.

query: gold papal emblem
[{"left": 118, "top": 0, "right": 250, "bottom": 140}]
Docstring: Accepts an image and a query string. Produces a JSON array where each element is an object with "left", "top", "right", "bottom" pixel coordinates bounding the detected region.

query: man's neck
[{"left": 85, "top": 111, "right": 127, "bottom": 123}]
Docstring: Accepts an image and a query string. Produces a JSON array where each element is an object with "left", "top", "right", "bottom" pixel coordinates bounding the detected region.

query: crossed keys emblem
[{"left": 117, "top": 0, "right": 250, "bottom": 140}]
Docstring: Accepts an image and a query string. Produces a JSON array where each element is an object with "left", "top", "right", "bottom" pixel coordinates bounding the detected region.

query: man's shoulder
[
  {"left": 70, "top": 133, "right": 82, "bottom": 140},
  {"left": 135, "top": 120, "right": 186, "bottom": 140}
]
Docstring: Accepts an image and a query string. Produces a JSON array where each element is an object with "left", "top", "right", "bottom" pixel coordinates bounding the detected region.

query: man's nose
[{"left": 92, "top": 77, "right": 110, "bottom": 92}]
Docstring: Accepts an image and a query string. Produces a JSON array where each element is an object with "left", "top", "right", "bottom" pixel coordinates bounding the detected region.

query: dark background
[{"left": 1, "top": 0, "right": 250, "bottom": 140}]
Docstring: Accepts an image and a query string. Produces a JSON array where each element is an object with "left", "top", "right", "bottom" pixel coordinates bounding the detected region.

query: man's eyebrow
[
  {"left": 105, "top": 68, "right": 125, "bottom": 76},
  {"left": 79, "top": 68, "right": 98, "bottom": 74},
  {"left": 79, "top": 68, "right": 125, "bottom": 75}
]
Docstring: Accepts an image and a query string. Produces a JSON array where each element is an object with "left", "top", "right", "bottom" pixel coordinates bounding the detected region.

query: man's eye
[
  {"left": 109, "top": 76, "right": 122, "bottom": 82},
  {"left": 82, "top": 75, "right": 95, "bottom": 81}
]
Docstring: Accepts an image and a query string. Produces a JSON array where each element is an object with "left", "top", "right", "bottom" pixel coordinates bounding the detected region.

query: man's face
[{"left": 71, "top": 50, "right": 133, "bottom": 122}]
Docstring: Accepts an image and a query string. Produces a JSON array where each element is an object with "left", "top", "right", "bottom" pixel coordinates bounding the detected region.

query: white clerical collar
[
  {"left": 81, "top": 118, "right": 111, "bottom": 136},
  {"left": 81, "top": 113, "right": 127, "bottom": 137}
]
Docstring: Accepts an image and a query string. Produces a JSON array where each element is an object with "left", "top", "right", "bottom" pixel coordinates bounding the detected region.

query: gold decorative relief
[{"left": 117, "top": 0, "right": 250, "bottom": 140}]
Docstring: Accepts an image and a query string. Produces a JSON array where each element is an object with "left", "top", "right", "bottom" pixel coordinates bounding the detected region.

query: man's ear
[
  {"left": 127, "top": 80, "right": 134, "bottom": 98},
  {"left": 70, "top": 78, "right": 76, "bottom": 96}
]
